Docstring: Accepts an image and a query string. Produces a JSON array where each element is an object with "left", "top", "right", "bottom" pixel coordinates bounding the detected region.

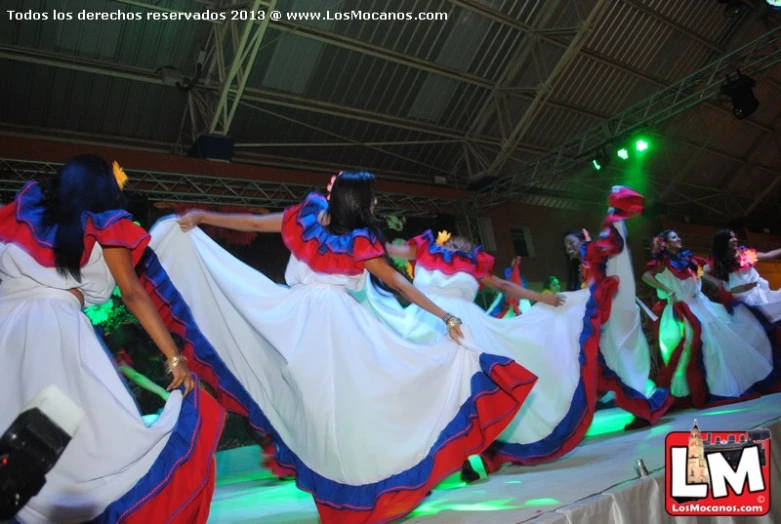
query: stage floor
[{"left": 208, "top": 393, "right": 781, "bottom": 523}]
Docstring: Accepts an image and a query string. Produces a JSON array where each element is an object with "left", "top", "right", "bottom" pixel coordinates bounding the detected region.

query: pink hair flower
[{"left": 326, "top": 175, "right": 337, "bottom": 201}]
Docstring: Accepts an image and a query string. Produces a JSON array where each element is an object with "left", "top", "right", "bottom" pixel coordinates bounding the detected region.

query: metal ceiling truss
[
  {"left": 1, "top": 0, "right": 778, "bottom": 220},
  {"left": 0, "top": 158, "right": 463, "bottom": 217},
  {"left": 472, "top": 24, "right": 781, "bottom": 211},
  {"left": 176, "top": 0, "right": 277, "bottom": 149}
]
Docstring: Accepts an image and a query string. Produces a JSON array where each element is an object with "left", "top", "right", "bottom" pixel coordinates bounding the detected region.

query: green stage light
[
  {"left": 636, "top": 139, "right": 649, "bottom": 152},
  {"left": 592, "top": 159, "right": 602, "bottom": 170},
  {"left": 617, "top": 148, "right": 629, "bottom": 160}
]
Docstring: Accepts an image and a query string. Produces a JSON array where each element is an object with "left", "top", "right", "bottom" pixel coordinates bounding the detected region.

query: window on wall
[{"left": 510, "top": 227, "right": 534, "bottom": 257}]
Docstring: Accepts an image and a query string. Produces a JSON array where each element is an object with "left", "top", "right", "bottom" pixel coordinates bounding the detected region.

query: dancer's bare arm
[
  {"left": 178, "top": 210, "right": 283, "bottom": 233},
  {"left": 700, "top": 270, "right": 725, "bottom": 291},
  {"left": 757, "top": 248, "right": 781, "bottom": 261},
  {"left": 481, "top": 274, "right": 565, "bottom": 307},
  {"left": 703, "top": 263, "right": 756, "bottom": 293},
  {"left": 103, "top": 246, "right": 194, "bottom": 395},
  {"left": 365, "top": 257, "right": 464, "bottom": 341},
  {"left": 641, "top": 265, "right": 676, "bottom": 300},
  {"left": 385, "top": 243, "right": 416, "bottom": 260}
]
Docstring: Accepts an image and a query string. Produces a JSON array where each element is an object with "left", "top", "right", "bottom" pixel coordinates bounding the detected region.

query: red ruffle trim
[
  {"left": 314, "top": 361, "right": 537, "bottom": 524},
  {"left": 481, "top": 276, "right": 618, "bottom": 471},
  {"left": 408, "top": 232, "right": 495, "bottom": 280},
  {"left": 120, "top": 389, "right": 225, "bottom": 524},
  {"left": 280, "top": 200, "right": 385, "bottom": 276},
  {"left": 605, "top": 187, "right": 644, "bottom": 224},
  {"left": 644, "top": 254, "right": 707, "bottom": 280},
  {"left": 0, "top": 203, "right": 150, "bottom": 269},
  {"left": 655, "top": 301, "right": 724, "bottom": 409}
]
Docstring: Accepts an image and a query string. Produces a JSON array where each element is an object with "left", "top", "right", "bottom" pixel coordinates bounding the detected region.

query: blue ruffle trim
[
  {"left": 14, "top": 180, "right": 134, "bottom": 248},
  {"left": 489, "top": 284, "right": 600, "bottom": 461},
  {"left": 139, "top": 247, "right": 521, "bottom": 511},
  {"left": 417, "top": 229, "right": 484, "bottom": 266},
  {"left": 596, "top": 353, "right": 671, "bottom": 414},
  {"left": 95, "top": 361, "right": 223, "bottom": 522},
  {"left": 293, "top": 192, "right": 380, "bottom": 256}
]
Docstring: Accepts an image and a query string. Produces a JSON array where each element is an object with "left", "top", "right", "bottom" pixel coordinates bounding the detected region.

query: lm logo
[{"left": 665, "top": 419, "right": 771, "bottom": 516}]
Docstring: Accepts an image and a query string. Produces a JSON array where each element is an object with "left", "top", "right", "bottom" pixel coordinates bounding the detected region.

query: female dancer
[
  {"left": 152, "top": 170, "right": 537, "bottom": 524},
  {"left": 361, "top": 187, "right": 669, "bottom": 472},
  {"left": 543, "top": 275, "right": 561, "bottom": 294},
  {"left": 706, "top": 229, "right": 781, "bottom": 321},
  {"left": 0, "top": 156, "right": 223, "bottom": 523},
  {"left": 642, "top": 230, "right": 776, "bottom": 407},
  {"left": 564, "top": 206, "right": 671, "bottom": 428},
  {"left": 487, "top": 256, "right": 534, "bottom": 318}
]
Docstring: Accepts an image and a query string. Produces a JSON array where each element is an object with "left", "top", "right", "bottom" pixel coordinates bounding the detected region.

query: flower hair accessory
[
  {"left": 113, "top": 161, "right": 128, "bottom": 190},
  {"left": 436, "top": 230, "right": 452, "bottom": 246},
  {"left": 737, "top": 247, "right": 758, "bottom": 269},
  {"left": 581, "top": 228, "right": 591, "bottom": 242},
  {"left": 651, "top": 236, "right": 665, "bottom": 255},
  {"left": 326, "top": 171, "right": 343, "bottom": 201}
]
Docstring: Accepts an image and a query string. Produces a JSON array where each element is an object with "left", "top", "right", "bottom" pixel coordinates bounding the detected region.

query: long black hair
[
  {"left": 710, "top": 229, "right": 737, "bottom": 281},
  {"left": 44, "top": 155, "right": 126, "bottom": 282},
  {"left": 564, "top": 230, "right": 586, "bottom": 291},
  {"left": 327, "top": 170, "right": 394, "bottom": 292}
]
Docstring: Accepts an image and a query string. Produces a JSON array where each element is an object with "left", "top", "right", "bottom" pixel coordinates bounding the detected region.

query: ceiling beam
[
  {"left": 619, "top": 0, "right": 725, "bottom": 54},
  {"left": 0, "top": 43, "right": 544, "bottom": 155},
  {"left": 0, "top": 135, "right": 472, "bottom": 201},
  {"left": 207, "top": 0, "right": 277, "bottom": 135},
  {"left": 484, "top": 0, "right": 611, "bottom": 178},
  {"left": 452, "top": 0, "right": 571, "bottom": 178}
]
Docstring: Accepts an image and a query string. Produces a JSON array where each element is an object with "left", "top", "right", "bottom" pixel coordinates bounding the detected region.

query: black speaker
[{"left": 187, "top": 135, "right": 234, "bottom": 161}]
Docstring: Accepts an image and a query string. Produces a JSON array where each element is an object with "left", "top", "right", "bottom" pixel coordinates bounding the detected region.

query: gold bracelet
[
  {"left": 166, "top": 355, "right": 187, "bottom": 375},
  {"left": 442, "top": 313, "right": 462, "bottom": 329}
]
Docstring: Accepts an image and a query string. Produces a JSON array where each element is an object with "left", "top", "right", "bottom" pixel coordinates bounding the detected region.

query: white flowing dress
[
  {"left": 359, "top": 189, "right": 671, "bottom": 469},
  {"left": 0, "top": 181, "right": 223, "bottom": 524},
  {"left": 145, "top": 193, "right": 537, "bottom": 524},
  {"left": 652, "top": 254, "right": 775, "bottom": 405},
  {"left": 726, "top": 254, "right": 781, "bottom": 322}
]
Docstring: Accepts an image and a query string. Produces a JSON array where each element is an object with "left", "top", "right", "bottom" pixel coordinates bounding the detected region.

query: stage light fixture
[
  {"left": 617, "top": 148, "right": 629, "bottom": 160},
  {"left": 721, "top": 72, "right": 759, "bottom": 120},
  {"left": 592, "top": 146, "right": 611, "bottom": 171},
  {"left": 767, "top": 0, "right": 781, "bottom": 9},
  {"left": 635, "top": 139, "right": 649, "bottom": 152},
  {"left": 718, "top": 0, "right": 747, "bottom": 17}
]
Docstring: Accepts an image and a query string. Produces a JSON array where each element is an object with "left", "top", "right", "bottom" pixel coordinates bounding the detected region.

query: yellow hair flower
[
  {"left": 113, "top": 161, "right": 128, "bottom": 190},
  {"left": 436, "top": 230, "right": 451, "bottom": 246}
]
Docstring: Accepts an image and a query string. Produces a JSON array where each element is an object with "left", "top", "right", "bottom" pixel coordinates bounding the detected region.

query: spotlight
[
  {"left": 767, "top": 0, "right": 781, "bottom": 9},
  {"left": 636, "top": 139, "right": 649, "bottom": 152},
  {"left": 721, "top": 72, "right": 759, "bottom": 119},
  {"left": 617, "top": 148, "right": 629, "bottom": 160}
]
